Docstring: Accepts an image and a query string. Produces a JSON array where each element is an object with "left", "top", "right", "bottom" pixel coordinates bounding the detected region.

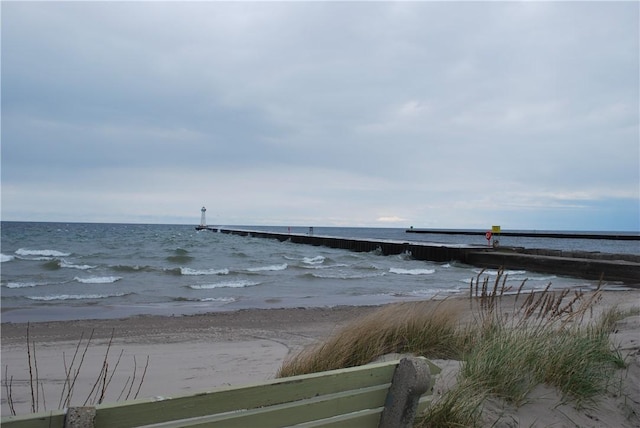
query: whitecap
[
  {"left": 1, "top": 253, "right": 15, "bottom": 263},
  {"left": 181, "top": 268, "right": 229, "bottom": 276},
  {"left": 74, "top": 276, "right": 122, "bottom": 284},
  {"left": 311, "top": 271, "right": 386, "bottom": 280},
  {"left": 198, "top": 297, "right": 236, "bottom": 303},
  {"left": 303, "top": 256, "right": 325, "bottom": 265},
  {"left": 405, "top": 288, "right": 462, "bottom": 298},
  {"left": 389, "top": 268, "right": 436, "bottom": 275},
  {"left": 4, "top": 282, "right": 40, "bottom": 288},
  {"left": 27, "top": 292, "right": 128, "bottom": 301},
  {"left": 61, "top": 260, "right": 96, "bottom": 270},
  {"left": 16, "top": 249, "right": 71, "bottom": 257},
  {"left": 247, "top": 263, "right": 287, "bottom": 272},
  {"left": 474, "top": 269, "right": 527, "bottom": 276},
  {"left": 188, "top": 280, "right": 259, "bottom": 289}
]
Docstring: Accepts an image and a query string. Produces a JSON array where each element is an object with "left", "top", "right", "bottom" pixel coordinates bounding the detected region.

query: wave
[
  {"left": 403, "top": 288, "right": 463, "bottom": 298},
  {"left": 246, "top": 263, "right": 287, "bottom": 272},
  {"left": 473, "top": 269, "right": 527, "bottom": 276},
  {"left": 305, "top": 271, "right": 386, "bottom": 280},
  {"left": 297, "top": 263, "right": 350, "bottom": 270},
  {"left": 42, "top": 260, "right": 62, "bottom": 270},
  {"left": 180, "top": 267, "right": 229, "bottom": 276},
  {"left": 16, "top": 248, "right": 71, "bottom": 257},
  {"left": 60, "top": 260, "right": 96, "bottom": 270},
  {"left": 172, "top": 296, "right": 236, "bottom": 303},
  {"left": 74, "top": 276, "right": 122, "bottom": 284},
  {"left": 187, "top": 280, "right": 259, "bottom": 289},
  {"left": 1, "top": 253, "right": 15, "bottom": 262},
  {"left": 166, "top": 255, "right": 194, "bottom": 263},
  {"left": 111, "top": 264, "right": 155, "bottom": 273},
  {"left": 303, "top": 256, "right": 325, "bottom": 265},
  {"left": 27, "top": 292, "right": 130, "bottom": 301},
  {"left": 395, "top": 251, "right": 414, "bottom": 261},
  {"left": 389, "top": 268, "right": 436, "bottom": 275},
  {"left": 4, "top": 282, "right": 42, "bottom": 288}
]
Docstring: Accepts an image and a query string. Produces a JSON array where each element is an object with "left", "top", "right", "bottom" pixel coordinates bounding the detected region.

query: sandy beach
[{"left": 2, "top": 290, "right": 640, "bottom": 426}]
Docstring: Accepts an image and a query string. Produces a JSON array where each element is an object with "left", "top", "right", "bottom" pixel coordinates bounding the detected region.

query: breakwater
[
  {"left": 216, "top": 228, "right": 640, "bottom": 285},
  {"left": 406, "top": 228, "right": 640, "bottom": 240}
]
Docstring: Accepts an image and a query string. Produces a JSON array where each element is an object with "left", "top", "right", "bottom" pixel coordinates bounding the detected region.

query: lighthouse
[
  {"left": 195, "top": 207, "right": 212, "bottom": 231},
  {"left": 200, "top": 206, "right": 207, "bottom": 227}
]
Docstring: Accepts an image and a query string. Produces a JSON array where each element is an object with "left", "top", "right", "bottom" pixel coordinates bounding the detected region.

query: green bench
[{"left": 2, "top": 357, "right": 440, "bottom": 428}]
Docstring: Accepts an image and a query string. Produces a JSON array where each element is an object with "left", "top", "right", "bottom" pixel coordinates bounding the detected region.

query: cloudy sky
[{"left": 2, "top": 1, "right": 638, "bottom": 231}]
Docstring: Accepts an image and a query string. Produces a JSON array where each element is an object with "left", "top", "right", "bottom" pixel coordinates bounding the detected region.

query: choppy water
[{"left": 1, "top": 222, "right": 635, "bottom": 323}]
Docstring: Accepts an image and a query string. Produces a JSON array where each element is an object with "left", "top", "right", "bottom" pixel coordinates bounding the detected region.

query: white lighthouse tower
[
  {"left": 196, "top": 207, "right": 210, "bottom": 230},
  {"left": 200, "top": 206, "right": 207, "bottom": 227}
]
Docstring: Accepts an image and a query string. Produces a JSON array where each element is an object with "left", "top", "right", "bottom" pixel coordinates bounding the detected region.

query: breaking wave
[
  {"left": 27, "top": 292, "right": 130, "bottom": 301},
  {"left": 1, "top": 254, "right": 15, "bottom": 263},
  {"left": 180, "top": 267, "right": 229, "bottom": 276},
  {"left": 4, "top": 282, "right": 42, "bottom": 288},
  {"left": 389, "top": 268, "right": 436, "bottom": 275},
  {"left": 188, "top": 280, "right": 260, "bottom": 289},
  {"left": 74, "top": 276, "right": 122, "bottom": 284},
  {"left": 246, "top": 263, "right": 287, "bottom": 272},
  {"left": 16, "top": 249, "right": 71, "bottom": 257}
]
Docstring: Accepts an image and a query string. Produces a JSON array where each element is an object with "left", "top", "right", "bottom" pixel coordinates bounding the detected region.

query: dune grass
[
  {"left": 278, "top": 271, "right": 630, "bottom": 427},
  {"left": 276, "top": 299, "right": 467, "bottom": 377}
]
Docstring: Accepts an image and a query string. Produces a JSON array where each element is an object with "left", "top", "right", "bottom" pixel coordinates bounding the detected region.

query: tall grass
[
  {"left": 277, "top": 299, "right": 466, "bottom": 377},
  {"left": 278, "top": 270, "right": 632, "bottom": 427}
]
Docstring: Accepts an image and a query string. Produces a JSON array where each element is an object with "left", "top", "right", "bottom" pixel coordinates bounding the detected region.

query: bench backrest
[{"left": 2, "top": 357, "right": 440, "bottom": 428}]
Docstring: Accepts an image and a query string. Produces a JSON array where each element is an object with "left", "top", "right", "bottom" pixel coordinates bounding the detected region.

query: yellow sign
[{"left": 492, "top": 225, "right": 501, "bottom": 234}]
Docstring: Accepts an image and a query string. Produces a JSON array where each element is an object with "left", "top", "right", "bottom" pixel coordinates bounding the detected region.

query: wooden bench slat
[
  {"left": 93, "top": 360, "right": 398, "bottom": 428},
  {"left": 286, "top": 408, "right": 384, "bottom": 428},
  {"left": 137, "top": 384, "right": 390, "bottom": 428},
  {"left": 0, "top": 411, "right": 67, "bottom": 428}
]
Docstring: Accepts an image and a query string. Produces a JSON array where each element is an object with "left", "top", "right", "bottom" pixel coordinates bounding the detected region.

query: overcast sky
[{"left": 2, "top": 1, "right": 638, "bottom": 231}]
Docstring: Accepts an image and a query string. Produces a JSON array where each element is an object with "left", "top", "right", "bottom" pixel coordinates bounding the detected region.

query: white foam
[
  {"left": 5, "top": 282, "right": 40, "bottom": 288},
  {"left": 16, "top": 249, "right": 70, "bottom": 257},
  {"left": 389, "top": 268, "right": 436, "bottom": 275},
  {"left": 311, "top": 271, "right": 385, "bottom": 280},
  {"left": 1, "top": 253, "right": 15, "bottom": 263},
  {"left": 198, "top": 297, "right": 236, "bottom": 302},
  {"left": 474, "top": 269, "right": 527, "bottom": 276},
  {"left": 27, "top": 292, "right": 128, "bottom": 301},
  {"left": 61, "top": 260, "right": 96, "bottom": 270},
  {"left": 247, "top": 263, "right": 287, "bottom": 272},
  {"left": 189, "top": 280, "right": 259, "bottom": 289},
  {"left": 303, "top": 256, "right": 325, "bottom": 265},
  {"left": 181, "top": 268, "right": 229, "bottom": 276},
  {"left": 74, "top": 276, "right": 122, "bottom": 284}
]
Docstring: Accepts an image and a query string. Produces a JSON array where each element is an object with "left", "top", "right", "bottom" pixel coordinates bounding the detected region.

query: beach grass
[
  {"left": 276, "top": 299, "right": 467, "bottom": 377},
  {"left": 278, "top": 272, "right": 630, "bottom": 426}
]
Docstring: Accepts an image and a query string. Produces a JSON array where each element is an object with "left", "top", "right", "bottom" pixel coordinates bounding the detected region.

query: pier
[
  {"left": 406, "top": 228, "right": 640, "bottom": 240},
  {"left": 212, "top": 228, "right": 640, "bottom": 285}
]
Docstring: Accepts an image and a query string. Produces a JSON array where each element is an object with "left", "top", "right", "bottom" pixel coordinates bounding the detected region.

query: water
[{"left": 1, "top": 222, "right": 636, "bottom": 323}]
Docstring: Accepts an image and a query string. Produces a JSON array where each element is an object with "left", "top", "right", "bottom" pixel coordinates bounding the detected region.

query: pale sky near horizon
[{"left": 2, "top": 1, "right": 639, "bottom": 231}]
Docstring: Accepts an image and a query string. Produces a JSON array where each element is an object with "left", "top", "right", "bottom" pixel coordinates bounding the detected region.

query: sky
[{"left": 1, "top": 1, "right": 639, "bottom": 231}]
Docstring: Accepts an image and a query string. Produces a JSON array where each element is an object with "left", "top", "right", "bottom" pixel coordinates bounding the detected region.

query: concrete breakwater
[
  {"left": 216, "top": 228, "right": 640, "bottom": 285},
  {"left": 406, "top": 228, "right": 640, "bottom": 240}
]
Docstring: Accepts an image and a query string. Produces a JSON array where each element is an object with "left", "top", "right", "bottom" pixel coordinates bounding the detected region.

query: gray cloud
[{"left": 2, "top": 1, "right": 638, "bottom": 230}]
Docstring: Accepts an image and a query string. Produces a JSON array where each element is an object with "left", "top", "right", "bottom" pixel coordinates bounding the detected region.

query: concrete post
[
  {"left": 378, "top": 357, "right": 431, "bottom": 428},
  {"left": 65, "top": 407, "right": 96, "bottom": 428}
]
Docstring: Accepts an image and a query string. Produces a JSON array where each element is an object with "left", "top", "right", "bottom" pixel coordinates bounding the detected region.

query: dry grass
[
  {"left": 2, "top": 326, "right": 149, "bottom": 416},
  {"left": 277, "top": 299, "right": 466, "bottom": 377},
  {"left": 278, "top": 269, "right": 631, "bottom": 427}
]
